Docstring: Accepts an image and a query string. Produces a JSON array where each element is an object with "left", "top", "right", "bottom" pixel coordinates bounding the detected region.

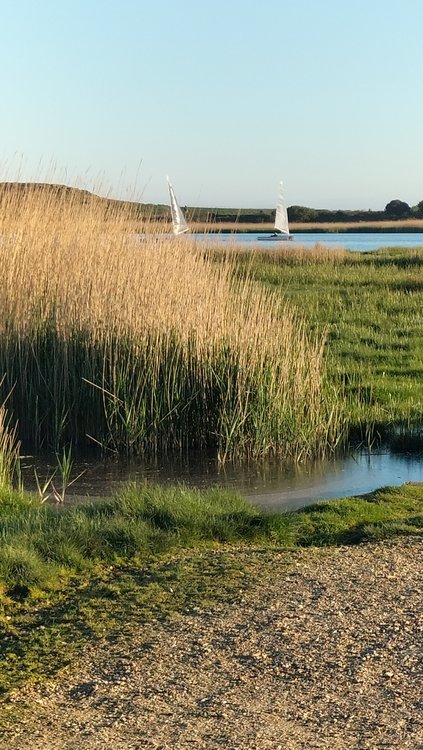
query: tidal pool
[{"left": 21, "top": 446, "right": 423, "bottom": 511}]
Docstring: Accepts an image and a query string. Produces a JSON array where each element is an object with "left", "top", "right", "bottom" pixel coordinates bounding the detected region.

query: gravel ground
[{"left": 2, "top": 537, "right": 422, "bottom": 750}]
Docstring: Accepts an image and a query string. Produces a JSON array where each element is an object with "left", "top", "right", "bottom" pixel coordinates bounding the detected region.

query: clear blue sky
[{"left": 1, "top": 0, "right": 422, "bottom": 209}]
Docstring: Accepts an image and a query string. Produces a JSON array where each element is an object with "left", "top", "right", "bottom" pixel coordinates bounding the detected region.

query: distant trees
[
  {"left": 287, "top": 206, "right": 386, "bottom": 223},
  {"left": 287, "top": 205, "right": 319, "bottom": 222},
  {"left": 288, "top": 200, "right": 423, "bottom": 224},
  {"left": 384, "top": 199, "right": 411, "bottom": 219},
  {"left": 205, "top": 200, "right": 423, "bottom": 224},
  {"left": 156, "top": 198, "right": 423, "bottom": 224},
  {"left": 412, "top": 200, "right": 423, "bottom": 218}
]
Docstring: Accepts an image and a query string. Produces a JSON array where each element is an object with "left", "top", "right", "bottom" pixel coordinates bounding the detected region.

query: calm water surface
[
  {"left": 194, "top": 232, "right": 423, "bottom": 252},
  {"left": 22, "top": 448, "right": 423, "bottom": 511}
]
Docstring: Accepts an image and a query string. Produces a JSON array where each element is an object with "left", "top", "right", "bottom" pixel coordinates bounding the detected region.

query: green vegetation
[
  {"left": 0, "top": 186, "right": 422, "bottom": 715},
  {"left": 236, "top": 246, "right": 423, "bottom": 436},
  {"left": 0, "top": 186, "right": 346, "bottom": 461},
  {"left": 2, "top": 188, "right": 422, "bottom": 458},
  {"left": 199, "top": 196, "right": 423, "bottom": 225},
  {"left": 0, "top": 481, "right": 422, "bottom": 699},
  {"left": 289, "top": 199, "right": 423, "bottom": 224}
]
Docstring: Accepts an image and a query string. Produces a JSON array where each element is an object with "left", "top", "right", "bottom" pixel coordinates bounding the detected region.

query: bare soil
[{"left": 2, "top": 537, "right": 422, "bottom": 750}]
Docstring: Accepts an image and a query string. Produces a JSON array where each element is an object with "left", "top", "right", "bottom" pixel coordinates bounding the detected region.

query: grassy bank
[
  {"left": 231, "top": 245, "right": 423, "bottom": 435},
  {"left": 0, "top": 187, "right": 345, "bottom": 461},
  {"left": 0, "top": 481, "right": 422, "bottom": 700},
  {"left": 189, "top": 218, "right": 423, "bottom": 234},
  {"left": 289, "top": 218, "right": 423, "bottom": 233}
]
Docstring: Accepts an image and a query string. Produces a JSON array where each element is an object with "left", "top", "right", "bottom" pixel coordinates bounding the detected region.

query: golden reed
[{"left": 0, "top": 184, "right": 346, "bottom": 460}]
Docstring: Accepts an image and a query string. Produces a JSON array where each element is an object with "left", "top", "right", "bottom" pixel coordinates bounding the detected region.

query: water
[
  {"left": 22, "top": 447, "right": 423, "bottom": 511},
  {"left": 194, "top": 232, "right": 423, "bottom": 252}
]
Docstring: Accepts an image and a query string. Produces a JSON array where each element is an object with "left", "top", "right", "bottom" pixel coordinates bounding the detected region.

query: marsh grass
[
  {"left": 0, "top": 485, "right": 285, "bottom": 597},
  {"left": 0, "top": 184, "right": 346, "bottom": 460},
  {"left": 0, "top": 482, "right": 421, "bottom": 596},
  {"left": 236, "top": 245, "right": 423, "bottom": 431},
  {"left": 34, "top": 446, "right": 85, "bottom": 503}
]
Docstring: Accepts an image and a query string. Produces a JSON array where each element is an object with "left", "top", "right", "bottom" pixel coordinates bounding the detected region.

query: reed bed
[
  {"left": 189, "top": 218, "right": 423, "bottom": 234},
  {"left": 290, "top": 218, "right": 423, "bottom": 232},
  {"left": 0, "top": 185, "right": 346, "bottom": 461},
  {"left": 224, "top": 243, "right": 351, "bottom": 267},
  {"left": 0, "top": 400, "right": 21, "bottom": 491}
]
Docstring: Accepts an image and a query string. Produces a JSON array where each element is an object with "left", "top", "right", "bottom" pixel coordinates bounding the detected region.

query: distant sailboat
[
  {"left": 258, "top": 181, "right": 293, "bottom": 241},
  {"left": 167, "top": 176, "right": 190, "bottom": 235}
]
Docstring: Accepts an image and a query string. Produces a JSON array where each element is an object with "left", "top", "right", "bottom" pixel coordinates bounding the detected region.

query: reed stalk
[
  {"left": 0, "top": 400, "right": 21, "bottom": 490},
  {"left": 0, "top": 183, "right": 347, "bottom": 460}
]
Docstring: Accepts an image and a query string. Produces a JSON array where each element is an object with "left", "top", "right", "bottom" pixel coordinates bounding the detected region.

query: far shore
[{"left": 188, "top": 218, "right": 423, "bottom": 234}]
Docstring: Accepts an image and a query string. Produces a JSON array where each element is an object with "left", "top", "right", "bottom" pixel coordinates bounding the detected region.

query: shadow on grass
[
  {"left": 1, "top": 482, "right": 422, "bottom": 698},
  {"left": 0, "top": 549, "right": 265, "bottom": 696}
]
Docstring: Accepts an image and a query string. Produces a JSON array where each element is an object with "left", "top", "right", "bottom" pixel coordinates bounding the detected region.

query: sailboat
[
  {"left": 258, "top": 181, "right": 293, "bottom": 241},
  {"left": 167, "top": 176, "right": 190, "bottom": 236}
]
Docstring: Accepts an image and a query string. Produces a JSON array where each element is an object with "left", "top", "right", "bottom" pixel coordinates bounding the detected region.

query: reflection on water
[{"left": 21, "top": 447, "right": 423, "bottom": 511}]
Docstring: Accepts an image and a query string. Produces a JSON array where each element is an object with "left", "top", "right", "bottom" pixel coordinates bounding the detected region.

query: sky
[{"left": 1, "top": 0, "right": 422, "bottom": 210}]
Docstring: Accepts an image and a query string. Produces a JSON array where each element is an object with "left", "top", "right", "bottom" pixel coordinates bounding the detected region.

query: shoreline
[{"left": 190, "top": 222, "right": 423, "bottom": 234}]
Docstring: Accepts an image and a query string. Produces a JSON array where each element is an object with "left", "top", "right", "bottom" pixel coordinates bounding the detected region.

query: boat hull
[{"left": 257, "top": 234, "right": 294, "bottom": 241}]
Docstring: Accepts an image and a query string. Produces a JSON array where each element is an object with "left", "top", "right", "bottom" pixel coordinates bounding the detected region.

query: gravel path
[{"left": 2, "top": 537, "right": 422, "bottom": 750}]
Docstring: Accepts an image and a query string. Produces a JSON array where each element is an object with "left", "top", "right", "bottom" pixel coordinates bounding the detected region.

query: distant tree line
[
  {"left": 181, "top": 200, "right": 423, "bottom": 224},
  {"left": 2, "top": 183, "right": 422, "bottom": 224},
  {"left": 288, "top": 200, "right": 423, "bottom": 223},
  {"left": 196, "top": 209, "right": 274, "bottom": 224},
  {"left": 153, "top": 199, "right": 423, "bottom": 224},
  {"left": 180, "top": 200, "right": 423, "bottom": 224}
]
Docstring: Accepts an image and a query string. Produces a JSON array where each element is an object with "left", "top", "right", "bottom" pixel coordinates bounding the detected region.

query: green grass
[
  {"left": 238, "top": 247, "right": 423, "bottom": 434},
  {"left": 0, "top": 481, "right": 422, "bottom": 702}
]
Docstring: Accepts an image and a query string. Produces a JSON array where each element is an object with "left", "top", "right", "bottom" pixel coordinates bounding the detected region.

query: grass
[
  {"left": 231, "top": 245, "right": 423, "bottom": 437},
  {"left": 0, "top": 184, "right": 346, "bottom": 461},
  {"left": 1, "top": 482, "right": 421, "bottom": 595},
  {"left": 0, "top": 481, "right": 421, "bottom": 701}
]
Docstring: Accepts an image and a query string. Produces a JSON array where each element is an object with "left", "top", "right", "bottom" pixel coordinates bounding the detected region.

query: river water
[{"left": 194, "top": 231, "right": 423, "bottom": 252}]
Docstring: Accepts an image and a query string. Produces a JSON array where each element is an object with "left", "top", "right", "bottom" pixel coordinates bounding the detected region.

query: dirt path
[{"left": 2, "top": 537, "right": 422, "bottom": 750}]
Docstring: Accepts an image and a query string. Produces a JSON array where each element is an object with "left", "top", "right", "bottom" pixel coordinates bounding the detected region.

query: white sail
[
  {"left": 257, "top": 180, "right": 293, "bottom": 241},
  {"left": 274, "top": 181, "right": 290, "bottom": 235},
  {"left": 167, "top": 176, "right": 190, "bottom": 235}
]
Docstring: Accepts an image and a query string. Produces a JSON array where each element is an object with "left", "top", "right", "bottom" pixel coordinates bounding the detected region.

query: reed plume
[{"left": 0, "top": 183, "right": 346, "bottom": 460}]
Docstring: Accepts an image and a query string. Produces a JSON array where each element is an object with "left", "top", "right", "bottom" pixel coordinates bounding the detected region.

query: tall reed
[
  {"left": 0, "top": 400, "right": 21, "bottom": 490},
  {"left": 0, "top": 184, "right": 346, "bottom": 460}
]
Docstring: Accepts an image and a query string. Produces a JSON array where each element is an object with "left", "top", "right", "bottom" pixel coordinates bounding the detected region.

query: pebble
[{"left": 2, "top": 536, "right": 422, "bottom": 750}]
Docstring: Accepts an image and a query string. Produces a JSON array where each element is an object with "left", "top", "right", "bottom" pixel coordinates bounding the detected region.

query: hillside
[{"left": 1, "top": 182, "right": 422, "bottom": 230}]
